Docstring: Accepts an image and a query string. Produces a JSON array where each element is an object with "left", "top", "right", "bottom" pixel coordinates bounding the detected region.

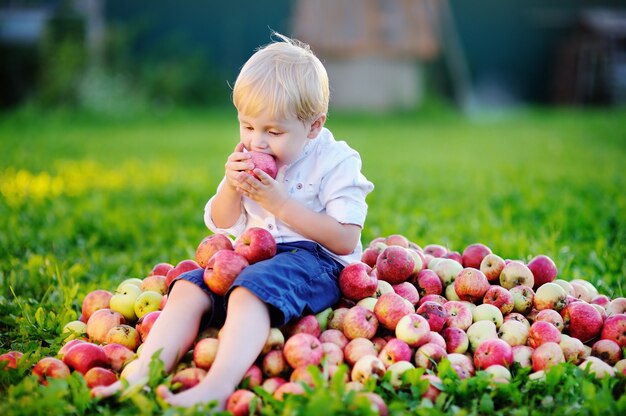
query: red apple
[
  {"left": 32, "top": 357, "right": 70, "bottom": 385},
  {"left": 591, "top": 339, "right": 622, "bottom": 365},
  {"left": 193, "top": 337, "right": 219, "bottom": 370},
  {"left": 443, "top": 301, "right": 473, "bottom": 331},
  {"left": 473, "top": 338, "right": 513, "bottom": 370},
  {"left": 424, "top": 244, "right": 447, "bottom": 258},
  {"left": 373, "top": 292, "right": 414, "bottom": 331},
  {"left": 559, "top": 334, "right": 587, "bottom": 364},
  {"left": 499, "top": 261, "right": 534, "bottom": 289},
  {"left": 351, "top": 355, "right": 386, "bottom": 383},
  {"left": 338, "top": 262, "right": 377, "bottom": 301},
  {"left": 343, "top": 305, "right": 379, "bottom": 340},
  {"left": 358, "top": 391, "right": 389, "bottom": 415},
  {"left": 361, "top": 242, "right": 387, "bottom": 268},
  {"left": 528, "top": 321, "right": 561, "bottom": 348},
  {"left": 461, "top": 243, "right": 492, "bottom": 269},
  {"left": 531, "top": 342, "right": 565, "bottom": 372},
  {"left": 377, "top": 338, "right": 412, "bottom": 367},
  {"left": 442, "top": 327, "right": 469, "bottom": 354},
  {"left": 561, "top": 301, "right": 603, "bottom": 343},
  {"left": 416, "top": 301, "right": 447, "bottom": 332},
  {"left": 480, "top": 253, "right": 506, "bottom": 283},
  {"left": 319, "top": 329, "right": 348, "bottom": 350},
  {"left": 226, "top": 389, "right": 260, "bottom": 416},
  {"left": 102, "top": 343, "right": 135, "bottom": 372},
  {"left": 171, "top": 367, "right": 207, "bottom": 392},
  {"left": 284, "top": 314, "right": 321, "bottom": 338},
  {"left": 414, "top": 342, "right": 447, "bottom": 370},
  {"left": 242, "top": 364, "right": 263, "bottom": 389},
  {"left": 376, "top": 246, "right": 415, "bottom": 285},
  {"left": 395, "top": 313, "right": 431, "bottom": 348},
  {"left": 246, "top": 151, "right": 278, "bottom": 179},
  {"left": 261, "top": 349, "right": 289, "bottom": 378},
  {"left": 195, "top": 233, "right": 233, "bottom": 268},
  {"left": 527, "top": 254, "right": 558, "bottom": 289},
  {"left": 140, "top": 275, "right": 168, "bottom": 295},
  {"left": 283, "top": 333, "right": 323, "bottom": 368},
  {"left": 261, "top": 376, "right": 287, "bottom": 394},
  {"left": 535, "top": 309, "right": 564, "bottom": 332},
  {"left": 322, "top": 342, "right": 344, "bottom": 366},
  {"left": 454, "top": 268, "right": 489, "bottom": 303},
  {"left": 384, "top": 234, "right": 410, "bottom": 248},
  {"left": 482, "top": 288, "right": 509, "bottom": 313},
  {"left": 344, "top": 337, "right": 377, "bottom": 366},
  {"left": 81, "top": 289, "right": 113, "bottom": 322},
  {"left": 234, "top": 227, "right": 277, "bottom": 264},
  {"left": 136, "top": 310, "right": 161, "bottom": 342},
  {"left": 86, "top": 308, "right": 125, "bottom": 344},
  {"left": 63, "top": 342, "right": 109, "bottom": 374},
  {"left": 273, "top": 381, "right": 305, "bottom": 401},
  {"left": 392, "top": 282, "right": 420, "bottom": 306},
  {"left": 600, "top": 313, "right": 626, "bottom": 347},
  {"left": 447, "top": 353, "right": 475, "bottom": 379},
  {"left": 84, "top": 366, "right": 118, "bottom": 388},
  {"left": 203, "top": 249, "right": 249, "bottom": 296},
  {"left": 149, "top": 262, "right": 174, "bottom": 277},
  {"left": 0, "top": 350, "right": 23, "bottom": 370},
  {"left": 412, "top": 269, "right": 443, "bottom": 297},
  {"left": 165, "top": 259, "right": 201, "bottom": 287}
]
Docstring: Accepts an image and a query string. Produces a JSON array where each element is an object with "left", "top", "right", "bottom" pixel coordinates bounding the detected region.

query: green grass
[{"left": 1, "top": 106, "right": 625, "bottom": 414}]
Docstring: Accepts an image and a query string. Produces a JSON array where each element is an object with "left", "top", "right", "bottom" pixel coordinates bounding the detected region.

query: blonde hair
[{"left": 232, "top": 33, "right": 329, "bottom": 122}]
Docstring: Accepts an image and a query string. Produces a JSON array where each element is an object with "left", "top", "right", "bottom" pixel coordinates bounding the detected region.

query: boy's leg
[
  {"left": 92, "top": 280, "right": 212, "bottom": 397},
  {"left": 157, "top": 286, "right": 270, "bottom": 410}
]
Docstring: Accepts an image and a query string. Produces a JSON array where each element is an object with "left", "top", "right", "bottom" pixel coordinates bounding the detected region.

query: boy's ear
[{"left": 307, "top": 113, "right": 327, "bottom": 139}]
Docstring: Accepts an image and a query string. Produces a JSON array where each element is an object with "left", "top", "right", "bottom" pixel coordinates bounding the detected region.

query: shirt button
[
  {"left": 296, "top": 183, "right": 303, "bottom": 190},
  {"left": 268, "top": 224, "right": 274, "bottom": 230}
]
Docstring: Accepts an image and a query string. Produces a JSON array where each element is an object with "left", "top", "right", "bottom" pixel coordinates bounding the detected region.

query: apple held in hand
[
  {"left": 246, "top": 151, "right": 278, "bottom": 180},
  {"left": 234, "top": 227, "right": 277, "bottom": 264},
  {"left": 204, "top": 249, "right": 249, "bottom": 296}
]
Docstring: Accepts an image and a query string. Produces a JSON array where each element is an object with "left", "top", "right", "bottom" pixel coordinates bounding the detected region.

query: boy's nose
[{"left": 250, "top": 134, "right": 268, "bottom": 150}]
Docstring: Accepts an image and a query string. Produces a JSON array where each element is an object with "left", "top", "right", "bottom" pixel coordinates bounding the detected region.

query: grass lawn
[{"left": 0, "top": 106, "right": 625, "bottom": 414}]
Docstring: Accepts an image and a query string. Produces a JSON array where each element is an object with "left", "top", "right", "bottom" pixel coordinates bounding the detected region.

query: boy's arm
[
  {"left": 209, "top": 142, "right": 254, "bottom": 229},
  {"left": 275, "top": 199, "right": 361, "bottom": 255},
  {"left": 236, "top": 168, "right": 363, "bottom": 255}
]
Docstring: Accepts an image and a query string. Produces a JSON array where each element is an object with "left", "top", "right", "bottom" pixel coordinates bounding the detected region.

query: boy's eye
[{"left": 268, "top": 131, "right": 282, "bottom": 136}]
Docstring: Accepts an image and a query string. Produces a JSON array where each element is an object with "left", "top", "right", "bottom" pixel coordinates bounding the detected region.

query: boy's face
[{"left": 238, "top": 110, "right": 323, "bottom": 167}]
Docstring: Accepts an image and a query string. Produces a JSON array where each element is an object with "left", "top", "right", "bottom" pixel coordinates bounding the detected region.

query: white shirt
[{"left": 204, "top": 127, "right": 374, "bottom": 265}]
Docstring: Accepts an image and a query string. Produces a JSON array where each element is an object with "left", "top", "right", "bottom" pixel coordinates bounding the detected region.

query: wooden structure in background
[{"left": 292, "top": 0, "right": 440, "bottom": 111}]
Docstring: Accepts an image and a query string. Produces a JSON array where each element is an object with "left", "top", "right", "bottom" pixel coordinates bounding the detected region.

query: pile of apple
[{"left": 3, "top": 231, "right": 626, "bottom": 415}]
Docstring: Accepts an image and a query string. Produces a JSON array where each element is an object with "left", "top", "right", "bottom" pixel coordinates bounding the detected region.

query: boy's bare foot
[{"left": 156, "top": 383, "right": 231, "bottom": 410}]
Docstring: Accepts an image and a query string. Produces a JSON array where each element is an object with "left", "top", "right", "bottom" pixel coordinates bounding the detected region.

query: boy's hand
[
  {"left": 235, "top": 167, "right": 290, "bottom": 215},
  {"left": 224, "top": 143, "right": 254, "bottom": 190}
]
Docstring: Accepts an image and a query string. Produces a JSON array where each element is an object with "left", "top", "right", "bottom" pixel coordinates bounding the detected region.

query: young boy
[{"left": 92, "top": 33, "right": 373, "bottom": 410}]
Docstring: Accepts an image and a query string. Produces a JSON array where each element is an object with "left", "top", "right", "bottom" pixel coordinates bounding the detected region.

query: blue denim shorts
[{"left": 169, "top": 241, "right": 343, "bottom": 327}]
